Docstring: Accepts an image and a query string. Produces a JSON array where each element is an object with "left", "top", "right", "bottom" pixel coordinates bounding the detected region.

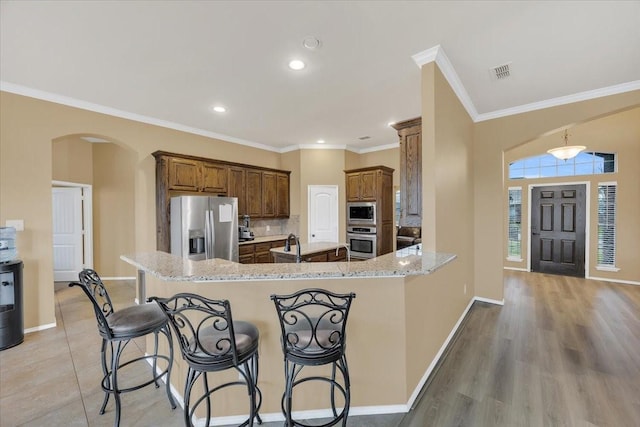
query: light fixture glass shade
[{"left": 547, "top": 145, "right": 586, "bottom": 160}]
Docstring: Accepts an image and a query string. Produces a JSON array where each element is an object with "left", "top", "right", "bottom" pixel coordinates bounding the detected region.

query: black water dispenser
[{"left": 0, "top": 260, "right": 24, "bottom": 350}]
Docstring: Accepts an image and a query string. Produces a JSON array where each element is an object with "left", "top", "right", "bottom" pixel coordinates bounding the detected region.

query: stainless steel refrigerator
[{"left": 170, "top": 196, "right": 239, "bottom": 262}]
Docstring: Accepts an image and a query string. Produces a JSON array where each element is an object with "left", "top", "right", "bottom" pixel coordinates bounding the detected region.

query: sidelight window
[
  {"left": 507, "top": 187, "right": 522, "bottom": 260},
  {"left": 596, "top": 183, "right": 618, "bottom": 270}
]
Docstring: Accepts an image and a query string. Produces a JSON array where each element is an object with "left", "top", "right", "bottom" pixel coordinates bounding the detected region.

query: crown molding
[
  {"left": 411, "top": 46, "right": 640, "bottom": 124},
  {"left": 412, "top": 45, "right": 479, "bottom": 120},
  {"left": 0, "top": 81, "right": 281, "bottom": 153},
  {"left": 354, "top": 142, "right": 399, "bottom": 154},
  {"left": 474, "top": 80, "right": 640, "bottom": 122}
]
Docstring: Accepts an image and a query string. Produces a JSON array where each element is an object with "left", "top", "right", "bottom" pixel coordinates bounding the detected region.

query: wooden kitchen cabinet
[
  {"left": 344, "top": 165, "right": 394, "bottom": 257},
  {"left": 254, "top": 242, "right": 273, "bottom": 263},
  {"left": 392, "top": 117, "right": 422, "bottom": 227},
  {"left": 153, "top": 151, "right": 291, "bottom": 252},
  {"left": 239, "top": 239, "right": 288, "bottom": 264},
  {"left": 246, "top": 169, "right": 263, "bottom": 217},
  {"left": 167, "top": 157, "right": 228, "bottom": 193},
  {"left": 201, "top": 162, "right": 228, "bottom": 193},
  {"left": 262, "top": 171, "right": 277, "bottom": 217},
  {"left": 345, "top": 169, "right": 378, "bottom": 202},
  {"left": 276, "top": 172, "right": 290, "bottom": 217},
  {"left": 272, "top": 246, "right": 348, "bottom": 263},
  {"left": 168, "top": 157, "right": 200, "bottom": 191},
  {"left": 239, "top": 244, "right": 255, "bottom": 264},
  {"left": 245, "top": 169, "right": 290, "bottom": 219},
  {"left": 228, "top": 167, "right": 247, "bottom": 216}
]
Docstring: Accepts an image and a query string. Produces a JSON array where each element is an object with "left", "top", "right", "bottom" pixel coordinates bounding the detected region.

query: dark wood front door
[{"left": 531, "top": 185, "right": 586, "bottom": 277}]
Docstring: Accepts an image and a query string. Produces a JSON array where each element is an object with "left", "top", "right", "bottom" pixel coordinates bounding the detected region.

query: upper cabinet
[
  {"left": 167, "top": 157, "right": 228, "bottom": 193},
  {"left": 345, "top": 169, "right": 380, "bottom": 202},
  {"left": 276, "top": 172, "right": 290, "bottom": 217},
  {"left": 153, "top": 151, "right": 290, "bottom": 252},
  {"left": 392, "top": 117, "right": 422, "bottom": 227},
  {"left": 344, "top": 166, "right": 394, "bottom": 256}
]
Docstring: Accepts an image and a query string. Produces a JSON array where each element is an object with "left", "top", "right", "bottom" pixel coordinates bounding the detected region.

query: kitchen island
[
  {"left": 270, "top": 241, "right": 350, "bottom": 263},
  {"left": 121, "top": 246, "right": 466, "bottom": 425}
]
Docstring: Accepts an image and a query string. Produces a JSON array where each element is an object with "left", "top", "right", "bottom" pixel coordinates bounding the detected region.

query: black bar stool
[
  {"left": 149, "top": 293, "right": 262, "bottom": 427},
  {"left": 69, "top": 269, "right": 176, "bottom": 427},
  {"left": 270, "top": 288, "right": 356, "bottom": 427}
]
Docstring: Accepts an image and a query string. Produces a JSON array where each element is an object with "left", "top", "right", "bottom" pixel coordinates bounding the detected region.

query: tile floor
[{"left": 0, "top": 280, "right": 403, "bottom": 426}]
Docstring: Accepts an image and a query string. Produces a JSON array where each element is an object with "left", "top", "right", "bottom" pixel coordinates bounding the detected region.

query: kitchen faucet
[
  {"left": 336, "top": 243, "right": 351, "bottom": 262},
  {"left": 284, "top": 233, "right": 302, "bottom": 263}
]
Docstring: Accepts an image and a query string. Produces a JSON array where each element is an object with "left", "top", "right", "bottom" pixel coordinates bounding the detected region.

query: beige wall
[
  {"left": 52, "top": 139, "right": 137, "bottom": 277},
  {"left": 2, "top": 83, "right": 639, "bottom": 331},
  {"left": 473, "top": 91, "right": 640, "bottom": 301},
  {"left": 298, "top": 149, "right": 346, "bottom": 243},
  {"left": 403, "top": 63, "right": 476, "bottom": 395},
  {"left": 92, "top": 143, "right": 137, "bottom": 276},
  {"left": 52, "top": 135, "right": 93, "bottom": 183},
  {"left": 503, "top": 107, "right": 640, "bottom": 282},
  {"left": 0, "top": 91, "right": 285, "bottom": 328},
  {"left": 355, "top": 148, "right": 400, "bottom": 192}
]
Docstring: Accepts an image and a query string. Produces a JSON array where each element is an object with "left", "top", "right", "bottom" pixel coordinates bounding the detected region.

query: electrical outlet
[
  {"left": 266, "top": 225, "right": 270, "bottom": 232},
  {"left": 463, "top": 284, "right": 467, "bottom": 295}
]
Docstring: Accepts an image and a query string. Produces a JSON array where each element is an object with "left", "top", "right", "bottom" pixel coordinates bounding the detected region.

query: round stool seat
[{"left": 104, "top": 304, "right": 167, "bottom": 339}]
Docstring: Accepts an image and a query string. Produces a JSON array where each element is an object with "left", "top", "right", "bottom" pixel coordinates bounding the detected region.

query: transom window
[{"left": 509, "top": 152, "right": 615, "bottom": 180}]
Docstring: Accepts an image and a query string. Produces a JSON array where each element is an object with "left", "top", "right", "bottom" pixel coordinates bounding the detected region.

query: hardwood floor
[
  {"left": 1, "top": 272, "right": 638, "bottom": 426},
  {"left": 400, "top": 271, "right": 640, "bottom": 427}
]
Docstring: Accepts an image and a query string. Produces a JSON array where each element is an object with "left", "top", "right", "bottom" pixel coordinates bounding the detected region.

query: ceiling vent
[
  {"left": 358, "top": 136, "right": 371, "bottom": 140},
  {"left": 490, "top": 62, "right": 511, "bottom": 80}
]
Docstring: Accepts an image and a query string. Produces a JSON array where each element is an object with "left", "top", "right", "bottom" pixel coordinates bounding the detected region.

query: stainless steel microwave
[{"left": 347, "top": 202, "right": 376, "bottom": 225}]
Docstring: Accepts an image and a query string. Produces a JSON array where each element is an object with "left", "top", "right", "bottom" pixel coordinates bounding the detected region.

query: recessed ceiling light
[
  {"left": 213, "top": 106, "right": 226, "bottom": 113},
  {"left": 288, "top": 60, "right": 305, "bottom": 70},
  {"left": 317, "top": 139, "right": 325, "bottom": 144}
]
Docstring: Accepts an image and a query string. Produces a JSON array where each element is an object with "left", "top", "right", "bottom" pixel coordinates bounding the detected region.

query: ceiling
[{"left": 1, "top": 1, "right": 639, "bottom": 152}]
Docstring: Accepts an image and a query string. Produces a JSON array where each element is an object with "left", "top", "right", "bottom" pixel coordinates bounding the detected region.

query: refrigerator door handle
[
  {"left": 204, "top": 210, "right": 211, "bottom": 259},
  {"left": 207, "top": 209, "right": 215, "bottom": 259}
]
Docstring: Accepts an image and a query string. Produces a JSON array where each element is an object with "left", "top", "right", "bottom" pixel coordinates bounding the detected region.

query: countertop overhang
[{"left": 121, "top": 245, "right": 456, "bottom": 282}]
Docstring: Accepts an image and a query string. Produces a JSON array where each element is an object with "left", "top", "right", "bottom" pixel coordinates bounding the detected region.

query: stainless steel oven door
[{"left": 347, "top": 232, "right": 377, "bottom": 259}]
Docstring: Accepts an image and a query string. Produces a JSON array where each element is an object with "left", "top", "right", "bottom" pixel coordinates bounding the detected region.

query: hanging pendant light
[{"left": 547, "top": 130, "right": 586, "bottom": 160}]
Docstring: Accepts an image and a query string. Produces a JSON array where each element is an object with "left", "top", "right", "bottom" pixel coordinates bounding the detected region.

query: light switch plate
[{"left": 5, "top": 219, "right": 24, "bottom": 231}]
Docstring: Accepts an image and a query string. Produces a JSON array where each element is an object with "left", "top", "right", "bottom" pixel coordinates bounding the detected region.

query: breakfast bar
[{"left": 121, "top": 246, "right": 461, "bottom": 424}]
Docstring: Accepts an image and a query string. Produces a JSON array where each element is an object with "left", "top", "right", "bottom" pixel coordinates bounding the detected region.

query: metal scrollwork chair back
[
  {"left": 149, "top": 292, "right": 262, "bottom": 427},
  {"left": 69, "top": 269, "right": 176, "bottom": 427},
  {"left": 271, "top": 288, "right": 356, "bottom": 427}
]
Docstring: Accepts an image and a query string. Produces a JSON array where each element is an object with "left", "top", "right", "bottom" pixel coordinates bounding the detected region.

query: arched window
[{"left": 509, "top": 152, "right": 615, "bottom": 180}]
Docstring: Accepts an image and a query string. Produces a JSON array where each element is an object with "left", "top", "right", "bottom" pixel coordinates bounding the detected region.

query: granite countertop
[
  {"left": 270, "top": 241, "right": 348, "bottom": 256},
  {"left": 121, "top": 244, "right": 456, "bottom": 282}
]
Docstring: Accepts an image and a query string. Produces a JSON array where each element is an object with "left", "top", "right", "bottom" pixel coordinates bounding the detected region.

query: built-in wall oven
[
  {"left": 347, "top": 226, "right": 377, "bottom": 259},
  {"left": 347, "top": 202, "right": 376, "bottom": 226}
]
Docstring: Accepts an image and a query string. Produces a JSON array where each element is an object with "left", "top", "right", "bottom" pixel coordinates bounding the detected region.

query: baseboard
[
  {"left": 588, "top": 276, "right": 640, "bottom": 286},
  {"left": 503, "top": 266, "right": 529, "bottom": 272},
  {"left": 150, "top": 353, "right": 409, "bottom": 427},
  {"left": 100, "top": 276, "right": 136, "bottom": 281},
  {"left": 405, "top": 296, "right": 476, "bottom": 409},
  {"left": 473, "top": 296, "right": 505, "bottom": 306},
  {"left": 192, "top": 405, "right": 410, "bottom": 426},
  {"left": 24, "top": 322, "right": 57, "bottom": 334},
  {"left": 149, "top": 294, "right": 502, "bottom": 425}
]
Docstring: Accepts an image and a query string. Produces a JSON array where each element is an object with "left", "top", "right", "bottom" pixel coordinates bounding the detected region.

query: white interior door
[
  {"left": 308, "top": 185, "right": 339, "bottom": 243},
  {"left": 52, "top": 187, "right": 84, "bottom": 281}
]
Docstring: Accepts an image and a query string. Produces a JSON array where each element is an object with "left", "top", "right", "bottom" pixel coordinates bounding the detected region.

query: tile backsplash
[{"left": 250, "top": 215, "right": 299, "bottom": 237}]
